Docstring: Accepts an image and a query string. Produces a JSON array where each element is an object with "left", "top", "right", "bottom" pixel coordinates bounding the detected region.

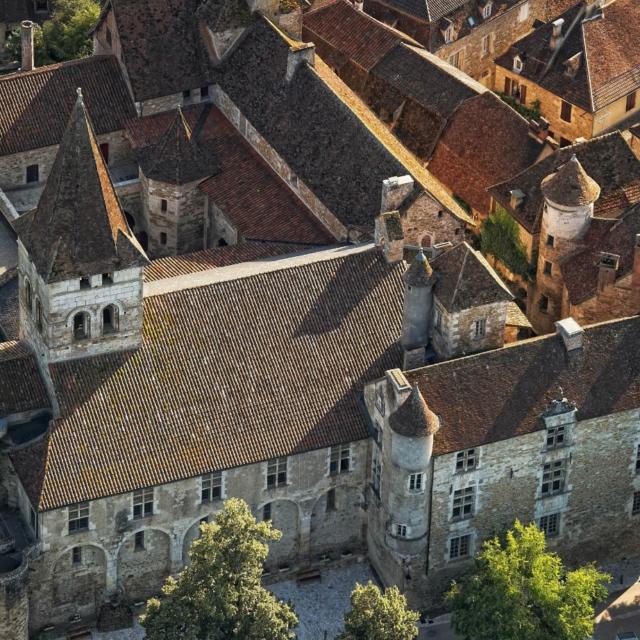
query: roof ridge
[
  {"left": 449, "top": 243, "right": 469, "bottom": 308},
  {"left": 0, "top": 54, "right": 112, "bottom": 84}
]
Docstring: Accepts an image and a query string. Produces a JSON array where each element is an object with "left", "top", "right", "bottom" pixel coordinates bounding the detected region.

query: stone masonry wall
[
  {"left": 402, "top": 194, "right": 465, "bottom": 249},
  {"left": 28, "top": 440, "right": 369, "bottom": 633}
]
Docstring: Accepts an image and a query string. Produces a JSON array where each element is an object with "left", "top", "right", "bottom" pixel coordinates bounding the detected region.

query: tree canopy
[
  {"left": 447, "top": 520, "right": 610, "bottom": 640},
  {"left": 6, "top": 0, "right": 100, "bottom": 66},
  {"left": 339, "top": 581, "right": 419, "bottom": 640},
  {"left": 141, "top": 498, "right": 298, "bottom": 640}
]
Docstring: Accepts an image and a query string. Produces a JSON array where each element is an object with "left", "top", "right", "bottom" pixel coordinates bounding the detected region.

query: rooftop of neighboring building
[
  {"left": 489, "top": 132, "right": 640, "bottom": 234},
  {"left": 0, "top": 55, "right": 136, "bottom": 157},
  {"left": 406, "top": 314, "right": 640, "bottom": 455},
  {"left": 0, "top": 278, "right": 19, "bottom": 342},
  {"left": 11, "top": 244, "right": 406, "bottom": 510},
  {"left": 495, "top": 0, "right": 640, "bottom": 113},
  {"left": 144, "top": 242, "right": 322, "bottom": 282},
  {"left": 559, "top": 203, "right": 640, "bottom": 305},
  {"left": 431, "top": 241, "right": 513, "bottom": 312},
  {"left": 428, "top": 91, "right": 544, "bottom": 214},
  {"left": 0, "top": 341, "right": 50, "bottom": 420},
  {"left": 126, "top": 103, "right": 335, "bottom": 245}
]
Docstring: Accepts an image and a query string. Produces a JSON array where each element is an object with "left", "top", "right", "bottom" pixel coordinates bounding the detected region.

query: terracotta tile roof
[
  {"left": 303, "top": 0, "right": 407, "bottom": 72},
  {"left": 560, "top": 204, "right": 640, "bottom": 306},
  {"left": 0, "top": 55, "right": 136, "bottom": 156},
  {"left": 127, "top": 104, "right": 335, "bottom": 245},
  {"left": 389, "top": 385, "right": 439, "bottom": 436},
  {"left": 0, "top": 278, "right": 19, "bottom": 341},
  {"left": 20, "top": 92, "right": 148, "bottom": 283},
  {"left": 0, "top": 341, "right": 50, "bottom": 419},
  {"left": 428, "top": 92, "right": 543, "bottom": 214},
  {"left": 431, "top": 242, "right": 512, "bottom": 312},
  {"left": 15, "top": 246, "right": 405, "bottom": 510},
  {"left": 144, "top": 242, "right": 320, "bottom": 282},
  {"left": 489, "top": 133, "right": 640, "bottom": 234},
  {"left": 406, "top": 315, "right": 640, "bottom": 456},
  {"left": 496, "top": 0, "right": 640, "bottom": 113},
  {"left": 107, "top": 0, "right": 213, "bottom": 102},
  {"left": 541, "top": 154, "right": 600, "bottom": 207},
  {"left": 506, "top": 301, "right": 531, "bottom": 329}
]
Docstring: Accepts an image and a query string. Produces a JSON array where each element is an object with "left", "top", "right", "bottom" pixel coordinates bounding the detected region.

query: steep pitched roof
[
  {"left": 541, "top": 154, "right": 601, "bottom": 207},
  {"left": 489, "top": 133, "right": 640, "bottom": 234},
  {"left": 13, "top": 245, "right": 405, "bottom": 510},
  {"left": 389, "top": 385, "right": 439, "bottom": 437},
  {"left": 0, "top": 55, "right": 136, "bottom": 156},
  {"left": 137, "top": 108, "right": 216, "bottom": 185},
  {"left": 406, "top": 315, "right": 640, "bottom": 456},
  {"left": 197, "top": 0, "right": 253, "bottom": 32},
  {"left": 560, "top": 204, "right": 640, "bottom": 306},
  {"left": 0, "top": 341, "right": 49, "bottom": 419},
  {"left": 428, "top": 92, "right": 543, "bottom": 215},
  {"left": 431, "top": 241, "right": 513, "bottom": 312},
  {"left": 19, "top": 91, "right": 148, "bottom": 283}
]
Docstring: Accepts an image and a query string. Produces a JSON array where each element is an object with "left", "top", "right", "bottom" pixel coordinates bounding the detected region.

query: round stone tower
[
  {"left": 531, "top": 155, "right": 600, "bottom": 333},
  {"left": 401, "top": 250, "right": 436, "bottom": 369}
]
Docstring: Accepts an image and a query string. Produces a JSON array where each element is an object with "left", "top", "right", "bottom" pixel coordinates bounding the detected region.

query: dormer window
[
  {"left": 441, "top": 19, "right": 454, "bottom": 44},
  {"left": 482, "top": 1, "right": 492, "bottom": 19},
  {"left": 513, "top": 55, "right": 524, "bottom": 73}
]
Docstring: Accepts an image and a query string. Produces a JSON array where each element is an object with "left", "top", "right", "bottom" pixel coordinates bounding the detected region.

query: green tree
[
  {"left": 447, "top": 521, "right": 610, "bottom": 640},
  {"left": 339, "top": 581, "right": 419, "bottom": 640},
  {"left": 141, "top": 498, "right": 298, "bottom": 640},
  {"left": 5, "top": 24, "right": 50, "bottom": 66},
  {"left": 480, "top": 205, "right": 531, "bottom": 279}
]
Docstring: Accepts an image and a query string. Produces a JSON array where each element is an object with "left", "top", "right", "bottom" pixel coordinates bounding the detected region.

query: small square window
[
  {"left": 395, "top": 523, "right": 408, "bottom": 538},
  {"left": 102, "top": 272, "right": 113, "bottom": 285},
  {"left": 541, "top": 459, "right": 566, "bottom": 496},
  {"left": 329, "top": 445, "right": 351, "bottom": 475},
  {"left": 455, "top": 449, "right": 477, "bottom": 472},
  {"left": 633, "top": 491, "right": 640, "bottom": 515},
  {"left": 135, "top": 530, "right": 145, "bottom": 551},
  {"left": 263, "top": 502, "right": 272, "bottom": 521},
  {"left": 546, "top": 424, "right": 566, "bottom": 449},
  {"left": 326, "top": 488, "right": 336, "bottom": 511},
  {"left": 452, "top": 486, "right": 475, "bottom": 521},
  {"left": 200, "top": 86, "right": 209, "bottom": 97},
  {"left": 267, "top": 457, "right": 287, "bottom": 488},
  {"left": 546, "top": 234, "right": 555, "bottom": 247},
  {"left": 449, "top": 534, "right": 471, "bottom": 559},
  {"left": 133, "top": 487, "right": 154, "bottom": 519},
  {"left": 182, "top": 89, "right": 191, "bottom": 99},
  {"left": 201, "top": 471, "right": 223, "bottom": 502},
  {"left": 539, "top": 512, "right": 560, "bottom": 536},
  {"left": 543, "top": 261, "right": 552, "bottom": 276},
  {"left": 408, "top": 473, "right": 424, "bottom": 492},
  {"left": 72, "top": 546, "right": 82, "bottom": 565},
  {"left": 68, "top": 502, "right": 90, "bottom": 533},
  {"left": 26, "top": 164, "right": 39, "bottom": 184}
]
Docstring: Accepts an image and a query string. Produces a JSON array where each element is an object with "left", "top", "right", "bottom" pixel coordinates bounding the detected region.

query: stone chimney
[
  {"left": 555, "top": 317, "right": 583, "bottom": 353},
  {"left": 21, "top": 20, "right": 34, "bottom": 72},
  {"left": 285, "top": 42, "right": 315, "bottom": 82},
  {"left": 509, "top": 189, "right": 525, "bottom": 210},
  {"left": 550, "top": 18, "right": 564, "bottom": 50},
  {"left": 353, "top": 0, "right": 364, "bottom": 9},
  {"left": 381, "top": 175, "right": 414, "bottom": 213},
  {"left": 596, "top": 252, "right": 619, "bottom": 292},
  {"left": 375, "top": 211, "right": 404, "bottom": 263},
  {"left": 564, "top": 51, "right": 582, "bottom": 78}
]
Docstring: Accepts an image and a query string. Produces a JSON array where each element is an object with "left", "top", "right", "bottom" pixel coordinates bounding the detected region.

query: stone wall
[
  {"left": 27, "top": 440, "right": 369, "bottom": 633},
  {"left": 0, "top": 562, "right": 30, "bottom": 640},
  {"left": 402, "top": 193, "right": 465, "bottom": 249}
]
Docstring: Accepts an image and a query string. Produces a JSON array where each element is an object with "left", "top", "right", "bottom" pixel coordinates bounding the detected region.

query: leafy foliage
[
  {"left": 447, "top": 521, "right": 610, "bottom": 640},
  {"left": 480, "top": 205, "right": 530, "bottom": 279},
  {"left": 339, "top": 581, "right": 419, "bottom": 640},
  {"left": 141, "top": 498, "right": 298, "bottom": 640},
  {"left": 498, "top": 93, "right": 542, "bottom": 120},
  {"left": 6, "top": 0, "right": 99, "bottom": 65}
]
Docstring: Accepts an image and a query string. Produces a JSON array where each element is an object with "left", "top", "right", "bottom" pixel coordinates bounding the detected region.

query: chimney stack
[
  {"left": 381, "top": 175, "right": 414, "bottom": 213},
  {"left": 375, "top": 211, "right": 404, "bottom": 263},
  {"left": 555, "top": 317, "right": 583, "bottom": 353},
  {"left": 597, "top": 252, "right": 619, "bottom": 292},
  {"left": 550, "top": 18, "right": 564, "bottom": 50},
  {"left": 21, "top": 20, "right": 34, "bottom": 72}
]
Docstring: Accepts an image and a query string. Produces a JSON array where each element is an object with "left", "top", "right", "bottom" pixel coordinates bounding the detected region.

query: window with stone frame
[
  {"left": 23, "top": 278, "right": 32, "bottom": 313},
  {"left": 546, "top": 423, "right": 566, "bottom": 449},
  {"left": 635, "top": 444, "right": 640, "bottom": 474},
  {"left": 455, "top": 448, "right": 477, "bottom": 473},
  {"left": 135, "top": 530, "right": 145, "bottom": 551},
  {"left": 546, "top": 234, "right": 555, "bottom": 247},
  {"left": 449, "top": 534, "right": 471, "bottom": 560},
  {"left": 132, "top": 487, "right": 154, "bottom": 519},
  {"left": 633, "top": 491, "right": 640, "bottom": 515},
  {"left": 482, "top": 2, "right": 492, "bottom": 19},
  {"left": 329, "top": 444, "right": 351, "bottom": 475},
  {"left": 408, "top": 473, "right": 424, "bottom": 493},
  {"left": 326, "top": 488, "right": 336, "bottom": 512},
  {"left": 102, "top": 305, "right": 119, "bottom": 334},
  {"left": 473, "top": 318, "right": 486, "bottom": 339},
  {"left": 543, "top": 260, "right": 552, "bottom": 276},
  {"left": 375, "top": 386, "right": 385, "bottom": 416},
  {"left": 266, "top": 457, "right": 287, "bottom": 488},
  {"left": 481, "top": 34, "right": 490, "bottom": 57},
  {"left": 372, "top": 448, "right": 382, "bottom": 496},
  {"left": 26, "top": 164, "right": 39, "bottom": 184},
  {"left": 263, "top": 502, "right": 272, "bottom": 521},
  {"left": 201, "top": 471, "right": 223, "bottom": 502},
  {"left": 72, "top": 546, "right": 82, "bottom": 565},
  {"left": 68, "top": 502, "right": 90, "bottom": 533},
  {"left": 626, "top": 91, "right": 637, "bottom": 113},
  {"left": 541, "top": 459, "right": 566, "bottom": 496},
  {"left": 539, "top": 295, "right": 549, "bottom": 313},
  {"left": 73, "top": 312, "right": 90, "bottom": 341},
  {"left": 560, "top": 100, "right": 572, "bottom": 123},
  {"left": 395, "top": 523, "right": 408, "bottom": 538},
  {"left": 539, "top": 512, "right": 560, "bottom": 536},
  {"left": 451, "top": 486, "right": 475, "bottom": 521}
]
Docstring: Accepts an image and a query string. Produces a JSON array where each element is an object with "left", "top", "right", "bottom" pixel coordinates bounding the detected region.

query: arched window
[
  {"left": 35, "top": 298, "right": 43, "bottom": 332},
  {"left": 102, "top": 305, "right": 119, "bottom": 334},
  {"left": 73, "top": 312, "right": 90, "bottom": 341},
  {"left": 24, "top": 278, "right": 32, "bottom": 313}
]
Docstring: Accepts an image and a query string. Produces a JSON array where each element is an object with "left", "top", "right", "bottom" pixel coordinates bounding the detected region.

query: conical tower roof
[
  {"left": 20, "top": 89, "right": 147, "bottom": 283},
  {"left": 389, "top": 385, "right": 440, "bottom": 438},
  {"left": 138, "top": 108, "right": 217, "bottom": 185},
  {"left": 541, "top": 154, "right": 601, "bottom": 207},
  {"left": 404, "top": 248, "right": 434, "bottom": 287}
]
